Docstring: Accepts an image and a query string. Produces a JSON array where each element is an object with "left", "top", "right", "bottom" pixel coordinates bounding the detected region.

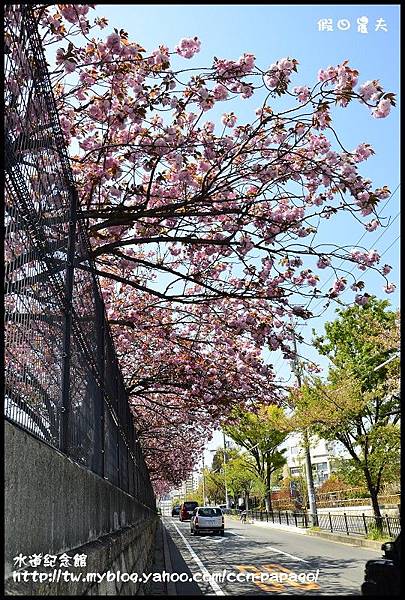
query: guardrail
[{"left": 228, "top": 509, "right": 400, "bottom": 538}]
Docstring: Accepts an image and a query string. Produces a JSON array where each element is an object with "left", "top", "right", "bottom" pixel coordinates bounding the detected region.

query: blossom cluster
[{"left": 175, "top": 36, "right": 201, "bottom": 59}]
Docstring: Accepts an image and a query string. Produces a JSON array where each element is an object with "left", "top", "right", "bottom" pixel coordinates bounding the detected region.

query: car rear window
[
  {"left": 198, "top": 508, "right": 222, "bottom": 517},
  {"left": 184, "top": 502, "right": 198, "bottom": 509}
]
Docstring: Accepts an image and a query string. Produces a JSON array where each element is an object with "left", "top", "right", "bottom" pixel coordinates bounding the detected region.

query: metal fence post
[
  {"left": 294, "top": 513, "right": 297, "bottom": 527},
  {"left": 362, "top": 513, "right": 368, "bottom": 535},
  {"left": 344, "top": 512, "right": 349, "bottom": 535},
  {"left": 60, "top": 187, "right": 77, "bottom": 454},
  {"left": 117, "top": 435, "right": 120, "bottom": 488},
  {"left": 386, "top": 515, "right": 392, "bottom": 538},
  {"left": 329, "top": 512, "right": 333, "bottom": 533},
  {"left": 95, "top": 294, "right": 105, "bottom": 477},
  {"left": 286, "top": 511, "right": 289, "bottom": 526},
  {"left": 278, "top": 510, "right": 281, "bottom": 524}
]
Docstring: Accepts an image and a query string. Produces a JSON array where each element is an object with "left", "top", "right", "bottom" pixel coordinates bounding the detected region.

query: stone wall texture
[{"left": 5, "top": 421, "right": 158, "bottom": 595}]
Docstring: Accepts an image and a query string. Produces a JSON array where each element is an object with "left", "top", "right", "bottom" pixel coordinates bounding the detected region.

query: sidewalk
[
  {"left": 226, "top": 515, "right": 386, "bottom": 550},
  {"left": 149, "top": 519, "right": 202, "bottom": 596}
]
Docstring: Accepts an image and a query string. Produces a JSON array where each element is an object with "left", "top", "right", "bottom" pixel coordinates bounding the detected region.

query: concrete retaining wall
[
  {"left": 5, "top": 421, "right": 158, "bottom": 595},
  {"left": 317, "top": 506, "right": 400, "bottom": 516},
  {"left": 5, "top": 518, "right": 159, "bottom": 596}
]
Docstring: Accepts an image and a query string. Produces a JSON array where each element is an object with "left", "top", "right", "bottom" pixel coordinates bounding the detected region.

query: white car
[{"left": 190, "top": 506, "right": 224, "bottom": 536}]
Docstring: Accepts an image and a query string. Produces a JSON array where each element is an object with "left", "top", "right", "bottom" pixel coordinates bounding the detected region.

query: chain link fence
[{"left": 4, "top": 4, "right": 155, "bottom": 510}]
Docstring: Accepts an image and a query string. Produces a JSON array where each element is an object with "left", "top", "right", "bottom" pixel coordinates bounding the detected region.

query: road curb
[
  {"left": 161, "top": 521, "right": 178, "bottom": 596},
  {"left": 306, "top": 530, "right": 386, "bottom": 550},
  {"left": 226, "top": 514, "right": 309, "bottom": 534},
  {"left": 226, "top": 516, "right": 385, "bottom": 548}
]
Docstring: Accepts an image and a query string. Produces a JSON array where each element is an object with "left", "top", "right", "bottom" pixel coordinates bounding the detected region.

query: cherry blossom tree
[{"left": 5, "top": 4, "right": 397, "bottom": 488}]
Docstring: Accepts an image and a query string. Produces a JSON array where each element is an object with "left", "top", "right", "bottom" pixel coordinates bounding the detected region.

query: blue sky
[{"left": 88, "top": 4, "right": 400, "bottom": 465}]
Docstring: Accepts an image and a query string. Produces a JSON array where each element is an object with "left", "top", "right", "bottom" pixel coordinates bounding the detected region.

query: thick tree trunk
[{"left": 364, "top": 468, "right": 383, "bottom": 526}]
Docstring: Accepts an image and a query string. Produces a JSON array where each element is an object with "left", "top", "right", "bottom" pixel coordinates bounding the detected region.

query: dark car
[
  {"left": 171, "top": 506, "right": 180, "bottom": 517},
  {"left": 179, "top": 501, "right": 198, "bottom": 521},
  {"left": 361, "top": 533, "right": 400, "bottom": 596}
]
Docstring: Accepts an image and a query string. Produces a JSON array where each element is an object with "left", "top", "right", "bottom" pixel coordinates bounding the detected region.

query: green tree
[
  {"left": 212, "top": 447, "right": 240, "bottom": 474},
  {"left": 291, "top": 298, "right": 400, "bottom": 522},
  {"left": 224, "top": 405, "right": 290, "bottom": 511},
  {"left": 328, "top": 459, "right": 366, "bottom": 488},
  {"left": 226, "top": 454, "right": 265, "bottom": 508},
  {"left": 203, "top": 468, "right": 225, "bottom": 505}
]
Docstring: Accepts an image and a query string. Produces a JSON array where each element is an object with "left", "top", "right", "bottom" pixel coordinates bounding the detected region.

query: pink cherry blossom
[
  {"left": 317, "top": 256, "right": 331, "bottom": 269},
  {"left": 331, "top": 278, "right": 347, "bottom": 295},
  {"left": 372, "top": 98, "right": 392, "bottom": 118},
  {"left": 384, "top": 283, "right": 396, "bottom": 294},
  {"left": 222, "top": 112, "right": 237, "bottom": 127},
  {"left": 294, "top": 86, "right": 310, "bottom": 103},
  {"left": 355, "top": 294, "right": 369, "bottom": 306},
  {"left": 175, "top": 36, "right": 201, "bottom": 59},
  {"left": 365, "top": 219, "right": 379, "bottom": 232},
  {"left": 358, "top": 79, "right": 381, "bottom": 101}
]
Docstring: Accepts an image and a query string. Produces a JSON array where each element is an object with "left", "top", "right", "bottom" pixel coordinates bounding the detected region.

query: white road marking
[
  {"left": 189, "top": 532, "right": 225, "bottom": 542},
  {"left": 227, "top": 531, "right": 246, "bottom": 539},
  {"left": 265, "top": 545, "right": 309, "bottom": 563},
  {"left": 171, "top": 521, "right": 225, "bottom": 596}
]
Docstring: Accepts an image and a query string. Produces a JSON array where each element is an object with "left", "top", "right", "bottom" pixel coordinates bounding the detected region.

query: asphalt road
[{"left": 162, "top": 515, "right": 381, "bottom": 596}]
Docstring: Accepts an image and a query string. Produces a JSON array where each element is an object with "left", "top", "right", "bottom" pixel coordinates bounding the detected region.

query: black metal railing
[
  {"left": 228, "top": 509, "right": 400, "bottom": 538},
  {"left": 317, "top": 512, "right": 401, "bottom": 539},
  {"left": 229, "top": 509, "right": 309, "bottom": 527},
  {"left": 4, "top": 5, "right": 155, "bottom": 510}
]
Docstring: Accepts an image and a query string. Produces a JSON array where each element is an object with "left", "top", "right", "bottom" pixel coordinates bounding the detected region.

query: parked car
[
  {"left": 179, "top": 501, "right": 199, "bottom": 521},
  {"left": 171, "top": 506, "right": 180, "bottom": 517},
  {"left": 190, "top": 506, "right": 224, "bottom": 536},
  {"left": 361, "top": 533, "right": 400, "bottom": 596}
]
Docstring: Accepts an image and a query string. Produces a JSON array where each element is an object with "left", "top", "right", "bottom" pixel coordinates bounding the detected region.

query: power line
[
  {"left": 270, "top": 185, "right": 400, "bottom": 374},
  {"left": 342, "top": 183, "right": 401, "bottom": 252},
  {"left": 272, "top": 229, "right": 400, "bottom": 375},
  {"left": 308, "top": 208, "right": 400, "bottom": 314},
  {"left": 308, "top": 184, "right": 400, "bottom": 304}
]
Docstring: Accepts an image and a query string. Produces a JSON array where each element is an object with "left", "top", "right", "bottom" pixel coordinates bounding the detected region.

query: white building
[
  {"left": 169, "top": 472, "right": 201, "bottom": 504},
  {"left": 280, "top": 432, "right": 348, "bottom": 487}
]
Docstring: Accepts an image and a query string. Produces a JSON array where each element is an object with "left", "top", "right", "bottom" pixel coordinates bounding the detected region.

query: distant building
[
  {"left": 184, "top": 474, "right": 195, "bottom": 495},
  {"left": 168, "top": 472, "right": 200, "bottom": 504},
  {"left": 280, "top": 432, "right": 348, "bottom": 487}
]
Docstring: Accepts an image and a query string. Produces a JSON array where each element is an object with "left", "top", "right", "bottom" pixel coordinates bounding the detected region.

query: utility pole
[
  {"left": 223, "top": 431, "right": 230, "bottom": 508},
  {"left": 290, "top": 321, "right": 319, "bottom": 527}
]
